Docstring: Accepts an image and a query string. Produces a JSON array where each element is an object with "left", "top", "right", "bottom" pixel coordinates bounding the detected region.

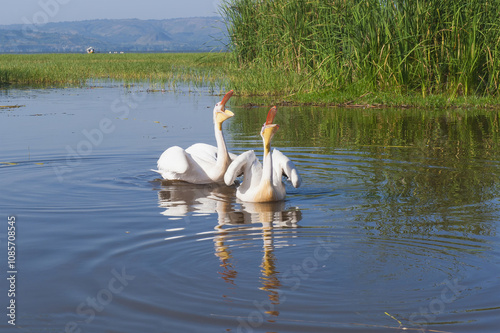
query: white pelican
[
  {"left": 224, "top": 106, "right": 301, "bottom": 202},
  {"left": 153, "top": 90, "right": 236, "bottom": 184}
]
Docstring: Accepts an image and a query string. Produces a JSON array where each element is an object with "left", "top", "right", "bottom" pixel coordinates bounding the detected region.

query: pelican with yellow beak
[
  {"left": 153, "top": 90, "right": 235, "bottom": 184},
  {"left": 224, "top": 106, "right": 301, "bottom": 202}
]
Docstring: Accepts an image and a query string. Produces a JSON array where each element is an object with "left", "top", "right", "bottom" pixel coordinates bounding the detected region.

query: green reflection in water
[{"left": 228, "top": 105, "right": 500, "bottom": 238}]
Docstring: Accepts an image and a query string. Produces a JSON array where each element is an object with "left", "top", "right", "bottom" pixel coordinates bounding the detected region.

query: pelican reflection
[
  {"left": 156, "top": 181, "right": 302, "bottom": 318},
  {"left": 157, "top": 180, "right": 235, "bottom": 217},
  {"left": 214, "top": 201, "right": 302, "bottom": 318}
]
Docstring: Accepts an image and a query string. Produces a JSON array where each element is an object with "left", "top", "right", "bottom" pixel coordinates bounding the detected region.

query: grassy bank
[
  {"left": 1, "top": 51, "right": 500, "bottom": 108},
  {"left": 220, "top": 0, "right": 500, "bottom": 105},
  {"left": 0, "top": 53, "right": 229, "bottom": 87}
]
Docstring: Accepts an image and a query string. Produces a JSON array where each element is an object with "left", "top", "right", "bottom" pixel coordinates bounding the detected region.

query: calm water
[{"left": 0, "top": 83, "right": 499, "bottom": 333}]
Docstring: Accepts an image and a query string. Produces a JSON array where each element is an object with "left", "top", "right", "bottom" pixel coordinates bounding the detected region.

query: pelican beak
[
  {"left": 262, "top": 123, "right": 280, "bottom": 143},
  {"left": 216, "top": 109, "right": 234, "bottom": 123},
  {"left": 220, "top": 90, "right": 234, "bottom": 111},
  {"left": 216, "top": 90, "right": 235, "bottom": 124},
  {"left": 265, "top": 105, "right": 277, "bottom": 125},
  {"left": 261, "top": 106, "right": 279, "bottom": 154}
]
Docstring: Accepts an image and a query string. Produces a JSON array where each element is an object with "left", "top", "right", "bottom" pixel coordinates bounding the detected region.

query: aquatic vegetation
[{"left": 220, "top": 0, "right": 500, "bottom": 99}]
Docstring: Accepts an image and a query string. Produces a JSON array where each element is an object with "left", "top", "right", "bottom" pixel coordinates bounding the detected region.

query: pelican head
[
  {"left": 261, "top": 106, "right": 279, "bottom": 155},
  {"left": 214, "top": 90, "right": 235, "bottom": 129}
]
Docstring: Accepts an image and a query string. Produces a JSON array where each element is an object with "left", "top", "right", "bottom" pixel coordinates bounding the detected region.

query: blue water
[{"left": 0, "top": 83, "right": 499, "bottom": 332}]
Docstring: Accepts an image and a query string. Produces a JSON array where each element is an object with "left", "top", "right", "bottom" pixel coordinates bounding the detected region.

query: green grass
[{"left": 0, "top": 53, "right": 229, "bottom": 88}]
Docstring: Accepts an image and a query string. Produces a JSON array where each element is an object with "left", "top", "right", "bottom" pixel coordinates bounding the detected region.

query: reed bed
[{"left": 220, "top": 0, "right": 500, "bottom": 98}]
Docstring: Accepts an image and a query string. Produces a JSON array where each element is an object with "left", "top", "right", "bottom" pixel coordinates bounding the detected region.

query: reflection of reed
[
  {"left": 156, "top": 180, "right": 302, "bottom": 318},
  {"left": 232, "top": 106, "right": 499, "bottom": 237}
]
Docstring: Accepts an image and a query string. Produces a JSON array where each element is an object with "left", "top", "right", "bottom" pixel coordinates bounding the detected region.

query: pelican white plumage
[
  {"left": 224, "top": 106, "right": 301, "bottom": 202},
  {"left": 153, "top": 90, "right": 236, "bottom": 184}
]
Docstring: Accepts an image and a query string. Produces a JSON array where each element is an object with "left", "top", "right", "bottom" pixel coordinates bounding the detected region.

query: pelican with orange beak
[
  {"left": 153, "top": 90, "right": 236, "bottom": 184},
  {"left": 224, "top": 106, "right": 301, "bottom": 202}
]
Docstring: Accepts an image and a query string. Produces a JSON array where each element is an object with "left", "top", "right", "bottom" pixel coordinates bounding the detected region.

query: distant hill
[{"left": 0, "top": 17, "right": 227, "bottom": 53}]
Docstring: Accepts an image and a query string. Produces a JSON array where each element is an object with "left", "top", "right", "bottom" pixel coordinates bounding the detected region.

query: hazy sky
[{"left": 1, "top": 0, "right": 223, "bottom": 25}]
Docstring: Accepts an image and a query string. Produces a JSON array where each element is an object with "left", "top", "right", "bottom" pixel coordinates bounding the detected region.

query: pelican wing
[
  {"left": 185, "top": 143, "right": 217, "bottom": 163},
  {"left": 228, "top": 152, "right": 238, "bottom": 161},
  {"left": 186, "top": 143, "right": 237, "bottom": 165},
  {"left": 153, "top": 146, "right": 191, "bottom": 178},
  {"left": 224, "top": 150, "right": 258, "bottom": 186},
  {"left": 272, "top": 149, "right": 302, "bottom": 188}
]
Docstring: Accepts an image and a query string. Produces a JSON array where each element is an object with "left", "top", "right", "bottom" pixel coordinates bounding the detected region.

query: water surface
[{"left": 0, "top": 84, "right": 499, "bottom": 332}]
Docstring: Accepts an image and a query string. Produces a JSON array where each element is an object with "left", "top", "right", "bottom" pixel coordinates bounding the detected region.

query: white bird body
[
  {"left": 224, "top": 107, "right": 301, "bottom": 202},
  {"left": 153, "top": 91, "right": 235, "bottom": 184}
]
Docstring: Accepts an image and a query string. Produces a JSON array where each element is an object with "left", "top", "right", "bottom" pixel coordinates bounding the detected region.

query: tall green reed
[{"left": 221, "top": 0, "right": 500, "bottom": 97}]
